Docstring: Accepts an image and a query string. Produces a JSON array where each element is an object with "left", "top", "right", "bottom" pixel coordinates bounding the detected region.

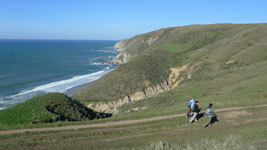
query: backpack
[
  {"left": 187, "top": 101, "right": 192, "bottom": 108},
  {"left": 187, "top": 99, "right": 194, "bottom": 108}
]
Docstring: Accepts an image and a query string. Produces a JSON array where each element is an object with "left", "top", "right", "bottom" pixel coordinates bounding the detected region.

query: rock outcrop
[
  {"left": 110, "top": 52, "right": 131, "bottom": 65},
  {"left": 111, "top": 39, "right": 132, "bottom": 65},
  {"left": 111, "top": 29, "right": 167, "bottom": 65},
  {"left": 87, "top": 64, "right": 189, "bottom": 114},
  {"left": 114, "top": 39, "right": 130, "bottom": 52}
]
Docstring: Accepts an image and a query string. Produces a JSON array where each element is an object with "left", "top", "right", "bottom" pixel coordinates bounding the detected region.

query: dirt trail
[{"left": 1, "top": 104, "right": 267, "bottom": 135}]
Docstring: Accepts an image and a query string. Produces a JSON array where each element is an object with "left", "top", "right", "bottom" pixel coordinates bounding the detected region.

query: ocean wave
[
  {"left": 91, "top": 62, "right": 110, "bottom": 65},
  {"left": 86, "top": 56, "right": 114, "bottom": 65},
  {"left": 88, "top": 47, "right": 117, "bottom": 53},
  {"left": 12, "top": 67, "right": 111, "bottom": 96},
  {"left": 0, "top": 67, "right": 113, "bottom": 110},
  {"left": 96, "top": 49, "right": 117, "bottom": 53},
  {"left": 86, "top": 56, "right": 113, "bottom": 61},
  {"left": 104, "top": 46, "right": 115, "bottom": 49}
]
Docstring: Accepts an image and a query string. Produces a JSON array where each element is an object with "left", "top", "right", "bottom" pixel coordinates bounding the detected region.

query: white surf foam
[
  {"left": 15, "top": 67, "right": 111, "bottom": 96},
  {"left": 96, "top": 49, "right": 117, "bottom": 53},
  {"left": 0, "top": 67, "right": 113, "bottom": 110}
]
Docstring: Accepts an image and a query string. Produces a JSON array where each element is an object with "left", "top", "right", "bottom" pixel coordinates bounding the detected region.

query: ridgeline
[{"left": 72, "top": 23, "right": 267, "bottom": 113}]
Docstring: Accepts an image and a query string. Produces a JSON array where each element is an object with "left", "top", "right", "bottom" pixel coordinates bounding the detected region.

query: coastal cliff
[
  {"left": 73, "top": 23, "right": 267, "bottom": 114},
  {"left": 111, "top": 28, "right": 171, "bottom": 64},
  {"left": 86, "top": 65, "right": 189, "bottom": 113}
]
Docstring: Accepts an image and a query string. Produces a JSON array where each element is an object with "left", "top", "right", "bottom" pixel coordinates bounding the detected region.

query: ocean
[{"left": 0, "top": 40, "right": 118, "bottom": 110}]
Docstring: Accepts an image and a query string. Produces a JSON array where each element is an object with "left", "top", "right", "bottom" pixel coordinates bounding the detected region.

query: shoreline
[
  {"left": 0, "top": 40, "right": 121, "bottom": 110},
  {"left": 65, "top": 81, "right": 93, "bottom": 96},
  {"left": 0, "top": 67, "right": 117, "bottom": 110}
]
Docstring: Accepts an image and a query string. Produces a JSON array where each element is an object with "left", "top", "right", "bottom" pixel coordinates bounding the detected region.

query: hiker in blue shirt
[{"left": 186, "top": 98, "right": 195, "bottom": 118}]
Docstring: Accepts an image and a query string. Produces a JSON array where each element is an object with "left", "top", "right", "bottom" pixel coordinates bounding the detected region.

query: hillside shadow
[
  {"left": 97, "top": 112, "right": 113, "bottom": 119},
  {"left": 32, "top": 112, "right": 112, "bottom": 124}
]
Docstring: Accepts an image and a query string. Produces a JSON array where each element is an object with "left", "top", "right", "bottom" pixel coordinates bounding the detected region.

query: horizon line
[{"left": 0, "top": 39, "right": 121, "bottom": 41}]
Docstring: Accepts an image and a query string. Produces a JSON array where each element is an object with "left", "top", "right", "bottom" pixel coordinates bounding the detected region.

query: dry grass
[
  {"left": 115, "top": 135, "right": 255, "bottom": 150},
  {"left": 223, "top": 110, "right": 251, "bottom": 119}
]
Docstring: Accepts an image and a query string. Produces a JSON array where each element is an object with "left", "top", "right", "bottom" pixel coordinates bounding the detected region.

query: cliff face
[
  {"left": 110, "top": 51, "right": 131, "bottom": 65},
  {"left": 86, "top": 65, "right": 189, "bottom": 114},
  {"left": 111, "top": 39, "right": 131, "bottom": 64},
  {"left": 113, "top": 39, "right": 130, "bottom": 52},
  {"left": 111, "top": 28, "right": 171, "bottom": 65}
]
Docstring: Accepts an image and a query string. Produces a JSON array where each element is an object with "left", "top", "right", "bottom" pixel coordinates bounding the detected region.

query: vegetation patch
[
  {"left": 0, "top": 93, "right": 111, "bottom": 126},
  {"left": 162, "top": 43, "right": 183, "bottom": 53}
]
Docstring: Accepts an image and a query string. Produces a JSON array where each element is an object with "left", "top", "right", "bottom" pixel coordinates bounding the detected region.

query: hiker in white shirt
[{"left": 204, "top": 103, "right": 216, "bottom": 128}]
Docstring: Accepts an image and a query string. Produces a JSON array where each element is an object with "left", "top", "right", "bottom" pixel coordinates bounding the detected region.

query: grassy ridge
[
  {"left": 0, "top": 93, "right": 108, "bottom": 126},
  {"left": 73, "top": 24, "right": 267, "bottom": 103},
  {"left": 116, "top": 24, "right": 267, "bottom": 116}
]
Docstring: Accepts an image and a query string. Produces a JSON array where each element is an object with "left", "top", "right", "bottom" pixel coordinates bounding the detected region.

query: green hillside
[
  {"left": 1, "top": 23, "right": 267, "bottom": 150},
  {"left": 2, "top": 23, "right": 267, "bottom": 126},
  {"left": 72, "top": 24, "right": 267, "bottom": 107},
  {"left": 0, "top": 93, "right": 110, "bottom": 126}
]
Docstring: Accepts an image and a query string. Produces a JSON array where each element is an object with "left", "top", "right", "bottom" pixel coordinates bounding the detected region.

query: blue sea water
[{"left": 0, "top": 40, "right": 118, "bottom": 110}]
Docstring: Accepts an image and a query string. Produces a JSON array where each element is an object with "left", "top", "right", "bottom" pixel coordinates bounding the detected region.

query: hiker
[
  {"left": 190, "top": 101, "right": 200, "bottom": 123},
  {"left": 204, "top": 103, "right": 216, "bottom": 128},
  {"left": 186, "top": 98, "right": 195, "bottom": 118}
]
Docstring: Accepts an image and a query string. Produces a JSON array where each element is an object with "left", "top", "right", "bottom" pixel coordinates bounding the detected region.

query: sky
[{"left": 0, "top": 0, "right": 266, "bottom": 40}]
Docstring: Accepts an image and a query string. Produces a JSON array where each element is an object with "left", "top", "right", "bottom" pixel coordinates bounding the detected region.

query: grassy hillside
[
  {"left": 1, "top": 23, "right": 267, "bottom": 150},
  {"left": 0, "top": 93, "right": 110, "bottom": 126},
  {"left": 73, "top": 51, "right": 174, "bottom": 101},
  {"left": 116, "top": 24, "right": 267, "bottom": 117},
  {"left": 2, "top": 23, "right": 266, "bottom": 127},
  {"left": 1, "top": 104, "right": 267, "bottom": 150},
  {"left": 73, "top": 23, "right": 267, "bottom": 104}
]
